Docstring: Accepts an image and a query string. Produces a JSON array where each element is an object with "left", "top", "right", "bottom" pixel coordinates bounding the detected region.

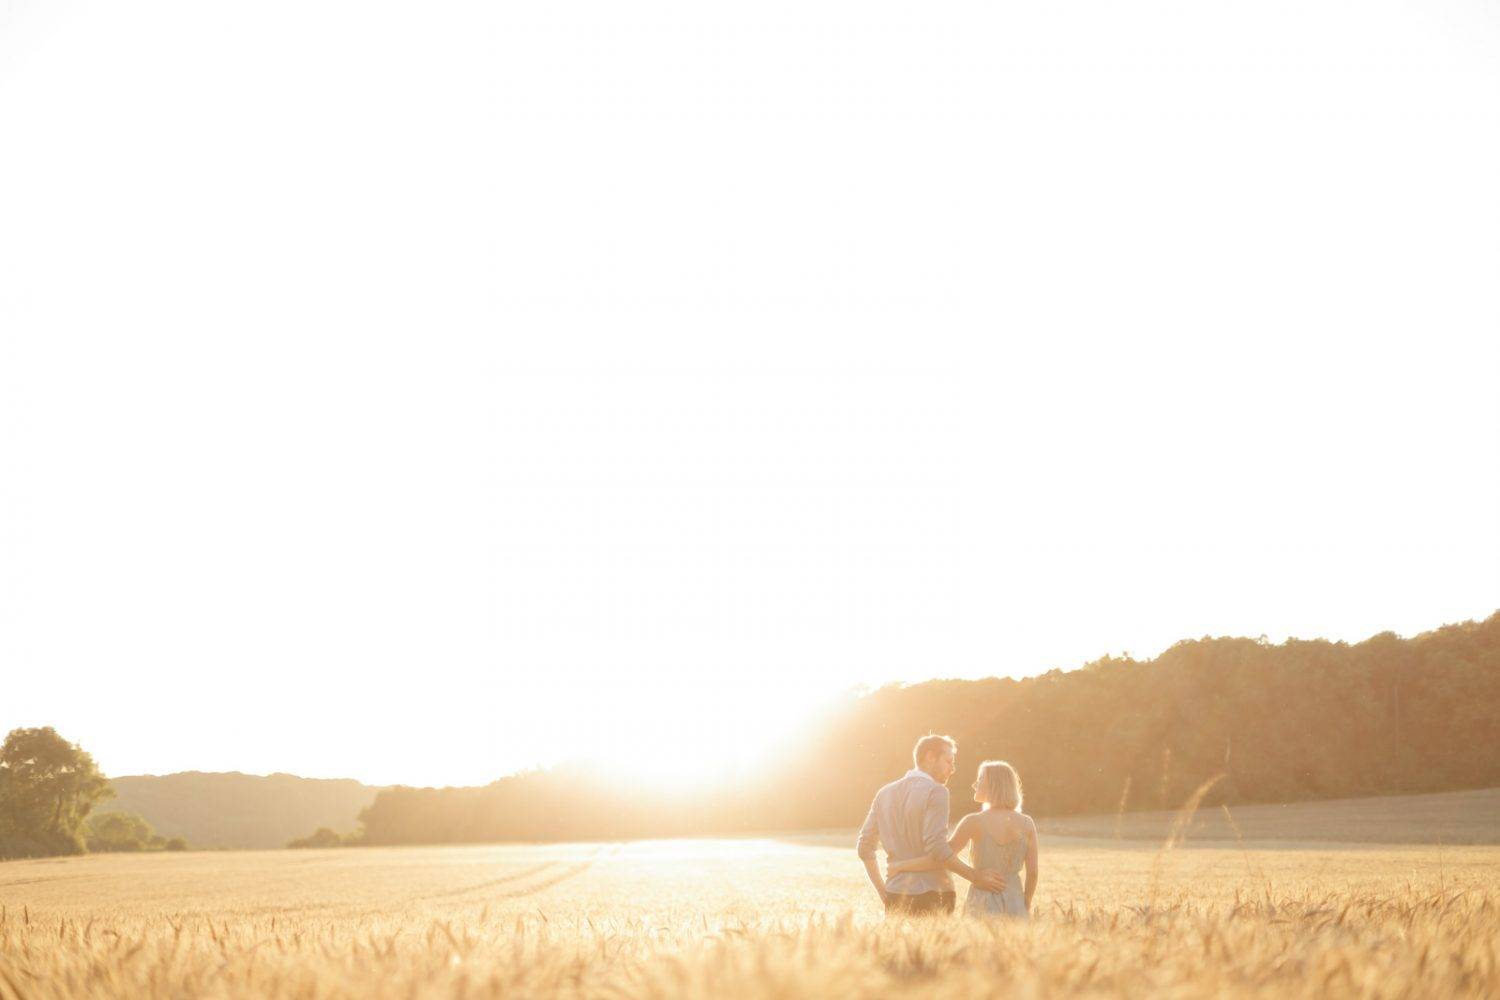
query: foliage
[
  {"left": 354, "top": 612, "right": 1500, "bottom": 844},
  {"left": 287, "top": 827, "right": 346, "bottom": 849},
  {"left": 85, "top": 810, "right": 164, "bottom": 853},
  {"left": 0, "top": 727, "right": 113, "bottom": 859}
]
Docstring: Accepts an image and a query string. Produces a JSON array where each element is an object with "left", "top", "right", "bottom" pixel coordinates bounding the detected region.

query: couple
[{"left": 856, "top": 734, "right": 1038, "bottom": 918}]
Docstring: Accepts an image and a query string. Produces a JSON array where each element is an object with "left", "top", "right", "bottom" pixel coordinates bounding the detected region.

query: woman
[{"left": 888, "top": 759, "right": 1037, "bottom": 918}]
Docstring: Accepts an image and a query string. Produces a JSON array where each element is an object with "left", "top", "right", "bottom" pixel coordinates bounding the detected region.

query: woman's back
[
  {"left": 964, "top": 811, "right": 1030, "bottom": 918},
  {"left": 971, "top": 821, "right": 1027, "bottom": 874}
]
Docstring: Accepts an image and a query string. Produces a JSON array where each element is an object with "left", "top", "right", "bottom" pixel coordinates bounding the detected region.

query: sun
[{"left": 576, "top": 683, "right": 828, "bottom": 790}]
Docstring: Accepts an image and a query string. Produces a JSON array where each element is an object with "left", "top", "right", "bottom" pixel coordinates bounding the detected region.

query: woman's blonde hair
[{"left": 977, "top": 760, "right": 1023, "bottom": 811}]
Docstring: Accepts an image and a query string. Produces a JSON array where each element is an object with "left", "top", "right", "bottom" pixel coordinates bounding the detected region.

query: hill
[
  {"left": 783, "top": 611, "right": 1500, "bottom": 829},
  {"left": 101, "top": 772, "right": 382, "bottom": 849},
  {"left": 352, "top": 612, "right": 1500, "bottom": 845}
]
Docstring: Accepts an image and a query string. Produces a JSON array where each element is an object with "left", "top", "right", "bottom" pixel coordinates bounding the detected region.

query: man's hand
[
  {"left": 973, "top": 868, "right": 1007, "bottom": 893},
  {"left": 860, "top": 851, "right": 890, "bottom": 909}
]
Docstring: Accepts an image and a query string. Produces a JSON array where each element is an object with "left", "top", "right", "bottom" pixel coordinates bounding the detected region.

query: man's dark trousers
[{"left": 885, "top": 891, "right": 956, "bottom": 916}]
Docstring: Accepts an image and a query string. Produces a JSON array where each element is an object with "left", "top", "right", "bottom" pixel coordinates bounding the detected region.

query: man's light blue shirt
[{"left": 856, "top": 768, "right": 956, "bottom": 895}]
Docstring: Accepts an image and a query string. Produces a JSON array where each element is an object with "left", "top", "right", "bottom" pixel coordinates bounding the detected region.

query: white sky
[{"left": 2, "top": 0, "right": 1497, "bottom": 788}]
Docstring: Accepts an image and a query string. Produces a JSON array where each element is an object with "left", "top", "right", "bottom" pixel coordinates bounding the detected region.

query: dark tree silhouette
[{"left": 0, "top": 727, "right": 113, "bottom": 858}]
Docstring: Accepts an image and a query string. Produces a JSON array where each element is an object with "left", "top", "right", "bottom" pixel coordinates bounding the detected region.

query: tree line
[
  {"left": 0, "top": 727, "right": 185, "bottom": 859},
  {"left": 338, "top": 612, "right": 1500, "bottom": 846},
  {"left": 9, "top": 613, "right": 1495, "bottom": 857}
]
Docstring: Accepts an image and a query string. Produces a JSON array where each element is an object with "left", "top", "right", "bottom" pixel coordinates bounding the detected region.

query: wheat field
[{"left": 2, "top": 831, "right": 1497, "bottom": 998}]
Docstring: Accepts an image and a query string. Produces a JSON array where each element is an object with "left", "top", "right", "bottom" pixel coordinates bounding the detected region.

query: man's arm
[
  {"left": 924, "top": 787, "right": 1006, "bottom": 892},
  {"left": 856, "top": 800, "right": 888, "bottom": 904},
  {"left": 889, "top": 814, "right": 974, "bottom": 873}
]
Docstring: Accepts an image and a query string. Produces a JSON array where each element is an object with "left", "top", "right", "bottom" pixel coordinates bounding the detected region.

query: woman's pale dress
[{"left": 963, "top": 828, "right": 1029, "bottom": 919}]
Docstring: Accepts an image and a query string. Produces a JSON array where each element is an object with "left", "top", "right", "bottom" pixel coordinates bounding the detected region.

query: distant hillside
[
  {"left": 352, "top": 612, "right": 1500, "bottom": 845},
  {"left": 102, "top": 772, "right": 382, "bottom": 849}
]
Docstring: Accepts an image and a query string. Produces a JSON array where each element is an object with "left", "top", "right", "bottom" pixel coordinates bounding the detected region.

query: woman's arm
[
  {"left": 888, "top": 814, "right": 976, "bottom": 873},
  {"left": 1022, "top": 815, "right": 1039, "bottom": 910}
]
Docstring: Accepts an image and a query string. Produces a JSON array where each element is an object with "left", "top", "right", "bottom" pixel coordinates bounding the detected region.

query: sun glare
[{"left": 578, "top": 685, "right": 830, "bottom": 790}]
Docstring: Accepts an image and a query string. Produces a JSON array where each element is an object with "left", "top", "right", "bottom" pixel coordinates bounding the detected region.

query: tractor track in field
[
  {"left": 488, "top": 855, "right": 603, "bottom": 900},
  {"left": 415, "top": 861, "right": 563, "bottom": 900},
  {"left": 372, "top": 846, "right": 618, "bottom": 911}
]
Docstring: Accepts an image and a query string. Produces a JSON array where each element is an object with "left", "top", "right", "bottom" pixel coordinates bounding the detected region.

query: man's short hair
[{"left": 912, "top": 734, "right": 957, "bottom": 768}]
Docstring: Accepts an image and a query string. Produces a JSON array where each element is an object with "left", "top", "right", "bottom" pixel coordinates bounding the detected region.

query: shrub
[
  {"left": 85, "top": 811, "right": 158, "bottom": 852},
  {"left": 287, "top": 827, "right": 344, "bottom": 849}
]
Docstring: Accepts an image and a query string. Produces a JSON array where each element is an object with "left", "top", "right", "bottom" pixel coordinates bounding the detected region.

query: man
[{"left": 857, "top": 734, "right": 1006, "bottom": 915}]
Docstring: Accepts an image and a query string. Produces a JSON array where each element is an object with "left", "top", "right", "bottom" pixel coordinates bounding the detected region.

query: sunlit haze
[{"left": 2, "top": 0, "right": 1497, "bottom": 788}]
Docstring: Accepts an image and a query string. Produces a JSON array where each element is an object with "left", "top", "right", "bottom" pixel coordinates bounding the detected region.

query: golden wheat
[{"left": 1, "top": 836, "right": 1496, "bottom": 998}]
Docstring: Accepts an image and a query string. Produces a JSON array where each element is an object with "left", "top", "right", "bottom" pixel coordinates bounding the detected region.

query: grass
[{"left": 2, "top": 804, "right": 1498, "bottom": 997}]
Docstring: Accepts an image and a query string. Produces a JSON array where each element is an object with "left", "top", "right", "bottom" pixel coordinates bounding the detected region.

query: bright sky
[{"left": 2, "top": 1, "right": 1497, "bottom": 788}]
